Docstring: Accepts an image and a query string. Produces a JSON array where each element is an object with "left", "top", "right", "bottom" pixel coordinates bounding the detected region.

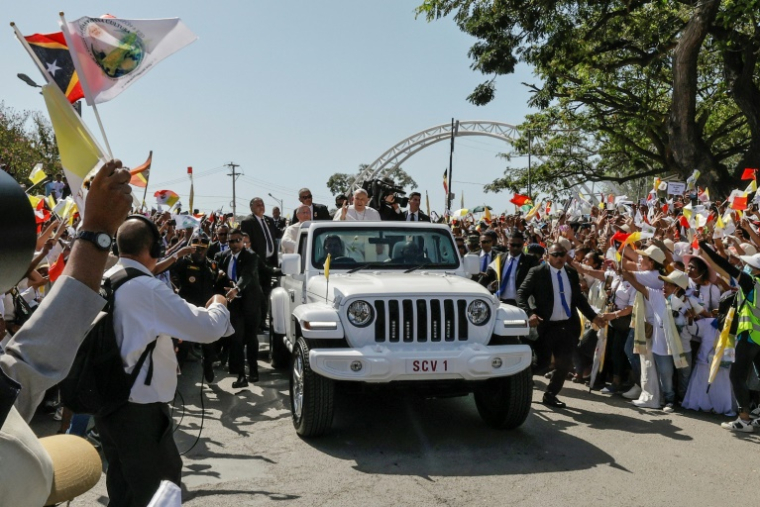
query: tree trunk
[
  {"left": 668, "top": 0, "right": 722, "bottom": 191},
  {"left": 723, "top": 43, "right": 760, "bottom": 183}
]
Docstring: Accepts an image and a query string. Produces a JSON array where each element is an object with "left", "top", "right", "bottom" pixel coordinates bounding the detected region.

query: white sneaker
[
  {"left": 622, "top": 385, "right": 642, "bottom": 399},
  {"left": 721, "top": 417, "right": 754, "bottom": 433},
  {"left": 749, "top": 407, "right": 760, "bottom": 419},
  {"left": 52, "top": 406, "right": 63, "bottom": 421},
  {"left": 663, "top": 403, "right": 675, "bottom": 413},
  {"left": 632, "top": 400, "right": 661, "bottom": 409}
]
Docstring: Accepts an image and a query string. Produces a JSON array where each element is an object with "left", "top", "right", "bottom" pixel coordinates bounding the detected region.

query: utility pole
[{"left": 226, "top": 162, "right": 240, "bottom": 219}]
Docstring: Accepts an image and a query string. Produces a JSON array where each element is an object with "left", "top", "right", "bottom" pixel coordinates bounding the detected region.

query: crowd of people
[{"left": 3, "top": 167, "right": 760, "bottom": 505}]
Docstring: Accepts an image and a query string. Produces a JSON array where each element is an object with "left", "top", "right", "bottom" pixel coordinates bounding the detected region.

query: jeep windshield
[{"left": 311, "top": 226, "right": 460, "bottom": 271}]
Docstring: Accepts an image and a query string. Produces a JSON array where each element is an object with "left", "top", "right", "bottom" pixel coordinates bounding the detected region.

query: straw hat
[
  {"left": 39, "top": 435, "right": 102, "bottom": 505},
  {"left": 728, "top": 243, "right": 758, "bottom": 257},
  {"left": 658, "top": 270, "right": 689, "bottom": 290},
  {"left": 634, "top": 245, "right": 666, "bottom": 265}
]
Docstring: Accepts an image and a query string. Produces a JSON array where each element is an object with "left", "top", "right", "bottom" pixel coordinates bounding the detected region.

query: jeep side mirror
[
  {"left": 281, "top": 253, "right": 301, "bottom": 275},
  {"left": 462, "top": 254, "right": 480, "bottom": 276}
]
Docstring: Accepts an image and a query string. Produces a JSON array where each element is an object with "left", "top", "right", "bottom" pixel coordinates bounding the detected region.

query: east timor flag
[{"left": 24, "top": 32, "right": 84, "bottom": 104}]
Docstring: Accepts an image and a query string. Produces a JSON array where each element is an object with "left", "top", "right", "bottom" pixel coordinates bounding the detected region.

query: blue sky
[{"left": 2, "top": 1, "right": 535, "bottom": 217}]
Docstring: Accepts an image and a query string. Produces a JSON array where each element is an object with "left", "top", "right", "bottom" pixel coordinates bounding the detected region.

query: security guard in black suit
[
  {"left": 214, "top": 228, "right": 278, "bottom": 388},
  {"left": 171, "top": 232, "right": 219, "bottom": 382}
]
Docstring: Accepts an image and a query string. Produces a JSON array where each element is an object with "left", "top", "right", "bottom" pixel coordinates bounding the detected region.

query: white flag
[
  {"left": 60, "top": 16, "right": 197, "bottom": 105},
  {"left": 172, "top": 214, "right": 200, "bottom": 230}
]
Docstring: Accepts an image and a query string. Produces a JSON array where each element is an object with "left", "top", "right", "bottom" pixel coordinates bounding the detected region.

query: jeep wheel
[
  {"left": 269, "top": 327, "right": 289, "bottom": 369},
  {"left": 474, "top": 367, "right": 532, "bottom": 430},
  {"left": 290, "top": 337, "right": 334, "bottom": 437}
]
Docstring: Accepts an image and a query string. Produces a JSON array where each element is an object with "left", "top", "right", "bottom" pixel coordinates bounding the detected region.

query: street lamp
[
  {"left": 17, "top": 73, "right": 40, "bottom": 88},
  {"left": 17, "top": 73, "right": 81, "bottom": 115},
  {"left": 268, "top": 192, "right": 283, "bottom": 211},
  {"left": 526, "top": 128, "right": 580, "bottom": 199}
]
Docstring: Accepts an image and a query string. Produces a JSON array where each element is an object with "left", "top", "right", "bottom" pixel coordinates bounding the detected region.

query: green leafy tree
[
  {"left": 417, "top": 0, "right": 760, "bottom": 198},
  {"left": 0, "top": 102, "right": 60, "bottom": 187},
  {"left": 326, "top": 165, "right": 418, "bottom": 196}
]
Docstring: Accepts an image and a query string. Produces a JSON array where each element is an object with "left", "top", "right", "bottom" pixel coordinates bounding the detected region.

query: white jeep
[{"left": 269, "top": 221, "right": 532, "bottom": 437}]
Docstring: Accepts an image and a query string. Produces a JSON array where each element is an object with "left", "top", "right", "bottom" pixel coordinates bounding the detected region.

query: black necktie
[{"left": 260, "top": 217, "right": 274, "bottom": 256}]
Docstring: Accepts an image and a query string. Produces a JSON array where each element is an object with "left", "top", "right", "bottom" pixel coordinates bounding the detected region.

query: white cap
[{"left": 739, "top": 253, "right": 760, "bottom": 270}]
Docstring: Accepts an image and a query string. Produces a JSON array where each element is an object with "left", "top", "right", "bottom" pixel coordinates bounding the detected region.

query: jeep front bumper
[{"left": 308, "top": 343, "right": 531, "bottom": 382}]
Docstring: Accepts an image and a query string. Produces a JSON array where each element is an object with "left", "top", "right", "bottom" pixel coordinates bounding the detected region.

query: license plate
[{"left": 406, "top": 359, "right": 450, "bottom": 374}]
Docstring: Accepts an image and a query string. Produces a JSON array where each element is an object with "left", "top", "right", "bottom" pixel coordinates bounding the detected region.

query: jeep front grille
[{"left": 373, "top": 299, "right": 469, "bottom": 342}]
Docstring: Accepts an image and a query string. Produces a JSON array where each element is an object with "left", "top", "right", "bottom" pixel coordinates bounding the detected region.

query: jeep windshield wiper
[
  {"left": 404, "top": 263, "right": 430, "bottom": 273},
  {"left": 346, "top": 263, "right": 371, "bottom": 273}
]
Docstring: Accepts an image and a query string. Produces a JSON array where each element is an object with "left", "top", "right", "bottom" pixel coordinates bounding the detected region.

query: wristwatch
[{"left": 74, "top": 230, "right": 113, "bottom": 251}]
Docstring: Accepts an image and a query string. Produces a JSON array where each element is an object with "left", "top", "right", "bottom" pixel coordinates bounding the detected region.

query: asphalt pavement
[{"left": 32, "top": 343, "right": 760, "bottom": 506}]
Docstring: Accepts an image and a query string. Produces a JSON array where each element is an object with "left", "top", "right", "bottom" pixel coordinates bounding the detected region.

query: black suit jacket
[
  {"left": 402, "top": 210, "right": 430, "bottom": 222},
  {"left": 214, "top": 249, "right": 263, "bottom": 299},
  {"left": 205, "top": 240, "right": 228, "bottom": 260},
  {"left": 240, "top": 214, "right": 278, "bottom": 267},
  {"left": 480, "top": 252, "right": 538, "bottom": 296},
  {"left": 291, "top": 203, "right": 331, "bottom": 224},
  {"left": 516, "top": 263, "right": 597, "bottom": 332}
]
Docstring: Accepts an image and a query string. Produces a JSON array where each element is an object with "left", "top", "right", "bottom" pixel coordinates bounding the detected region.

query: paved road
[{"left": 33, "top": 347, "right": 760, "bottom": 506}]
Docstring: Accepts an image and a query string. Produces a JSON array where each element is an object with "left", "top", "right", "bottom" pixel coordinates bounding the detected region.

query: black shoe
[
  {"left": 203, "top": 361, "right": 215, "bottom": 384},
  {"left": 248, "top": 373, "right": 259, "bottom": 383},
  {"left": 542, "top": 392, "right": 567, "bottom": 409},
  {"left": 232, "top": 376, "right": 249, "bottom": 389}
]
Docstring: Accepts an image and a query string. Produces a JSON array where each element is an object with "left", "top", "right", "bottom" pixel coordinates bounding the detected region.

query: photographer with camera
[{"left": 365, "top": 177, "right": 407, "bottom": 221}]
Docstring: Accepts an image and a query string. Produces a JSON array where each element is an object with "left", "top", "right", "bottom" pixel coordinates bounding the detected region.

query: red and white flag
[{"left": 60, "top": 15, "right": 197, "bottom": 104}]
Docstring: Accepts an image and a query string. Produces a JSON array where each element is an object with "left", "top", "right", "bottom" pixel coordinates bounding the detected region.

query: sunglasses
[
  {"left": 549, "top": 251, "right": 567, "bottom": 258},
  {"left": 299, "top": 194, "right": 313, "bottom": 200},
  {"left": 509, "top": 243, "right": 524, "bottom": 247},
  {"left": 480, "top": 240, "right": 492, "bottom": 244},
  {"left": 228, "top": 238, "right": 243, "bottom": 244}
]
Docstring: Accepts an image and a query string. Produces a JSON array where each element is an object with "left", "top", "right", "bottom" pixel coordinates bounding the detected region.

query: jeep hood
[{"left": 307, "top": 272, "right": 493, "bottom": 303}]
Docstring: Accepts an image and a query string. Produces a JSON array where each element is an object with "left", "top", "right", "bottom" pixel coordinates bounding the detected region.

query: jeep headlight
[
  {"left": 467, "top": 300, "right": 491, "bottom": 326},
  {"left": 347, "top": 300, "right": 374, "bottom": 327}
]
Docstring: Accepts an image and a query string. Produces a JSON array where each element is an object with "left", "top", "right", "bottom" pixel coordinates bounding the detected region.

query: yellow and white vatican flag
[
  {"left": 42, "top": 83, "right": 107, "bottom": 215},
  {"left": 60, "top": 15, "right": 197, "bottom": 105}
]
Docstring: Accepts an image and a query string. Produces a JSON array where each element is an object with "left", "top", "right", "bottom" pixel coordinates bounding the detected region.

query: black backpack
[{"left": 60, "top": 267, "right": 157, "bottom": 416}]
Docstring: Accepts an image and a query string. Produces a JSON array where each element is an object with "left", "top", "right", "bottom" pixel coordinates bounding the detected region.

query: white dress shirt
[
  {"left": 256, "top": 215, "right": 275, "bottom": 257},
  {"left": 107, "top": 258, "right": 233, "bottom": 403},
  {"left": 333, "top": 206, "right": 381, "bottom": 222},
  {"left": 548, "top": 264, "right": 573, "bottom": 321},
  {"left": 406, "top": 211, "right": 420, "bottom": 221}
]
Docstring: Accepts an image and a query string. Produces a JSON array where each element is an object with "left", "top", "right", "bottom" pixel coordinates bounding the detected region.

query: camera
[{"left": 363, "top": 178, "right": 409, "bottom": 209}]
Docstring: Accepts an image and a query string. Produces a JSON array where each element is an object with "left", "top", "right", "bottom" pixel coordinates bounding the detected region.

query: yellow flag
[
  {"left": 484, "top": 206, "right": 492, "bottom": 222},
  {"left": 324, "top": 253, "right": 331, "bottom": 280},
  {"left": 46, "top": 194, "right": 57, "bottom": 211},
  {"left": 745, "top": 180, "right": 757, "bottom": 193},
  {"left": 716, "top": 213, "right": 725, "bottom": 230},
  {"left": 28, "top": 195, "right": 42, "bottom": 208},
  {"left": 42, "top": 84, "right": 107, "bottom": 216},
  {"left": 28, "top": 163, "right": 46, "bottom": 185}
]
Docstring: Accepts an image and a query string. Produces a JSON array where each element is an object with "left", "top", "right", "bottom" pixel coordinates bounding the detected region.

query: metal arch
[{"left": 350, "top": 121, "right": 520, "bottom": 190}]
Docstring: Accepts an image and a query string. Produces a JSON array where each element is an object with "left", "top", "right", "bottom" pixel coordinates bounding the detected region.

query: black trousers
[
  {"left": 535, "top": 319, "right": 580, "bottom": 396},
  {"left": 730, "top": 337, "right": 760, "bottom": 414},
  {"left": 95, "top": 402, "right": 181, "bottom": 507},
  {"left": 228, "top": 295, "right": 261, "bottom": 377}
]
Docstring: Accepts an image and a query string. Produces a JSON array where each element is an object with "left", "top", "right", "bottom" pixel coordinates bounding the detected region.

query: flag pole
[
  {"left": 425, "top": 190, "right": 430, "bottom": 218},
  {"left": 59, "top": 12, "right": 114, "bottom": 160},
  {"left": 10, "top": 22, "right": 57, "bottom": 85}
]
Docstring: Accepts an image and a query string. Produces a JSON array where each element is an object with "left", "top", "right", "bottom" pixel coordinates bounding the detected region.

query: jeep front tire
[
  {"left": 290, "top": 337, "right": 335, "bottom": 437},
  {"left": 474, "top": 367, "right": 532, "bottom": 430}
]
